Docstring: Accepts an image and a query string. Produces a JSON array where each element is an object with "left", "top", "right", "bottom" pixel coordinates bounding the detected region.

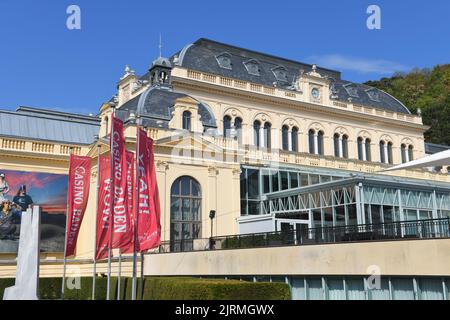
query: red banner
[
  {"left": 110, "top": 116, "right": 133, "bottom": 250},
  {"left": 95, "top": 155, "right": 112, "bottom": 260},
  {"left": 121, "top": 151, "right": 136, "bottom": 254},
  {"left": 65, "top": 154, "right": 91, "bottom": 257},
  {"left": 137, "top": 128, "right": 161, "bottom": 252}
]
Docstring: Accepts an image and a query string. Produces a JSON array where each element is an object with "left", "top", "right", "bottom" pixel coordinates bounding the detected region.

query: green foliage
[
  {"left": 0, "top": 276, "right": 291, "bottom": 300},
  {"left": 365, "top": 65, "right": 450, "bottom": 145},
  {"left": 142, "top": 277, "right": 291, "bottom": 300}
]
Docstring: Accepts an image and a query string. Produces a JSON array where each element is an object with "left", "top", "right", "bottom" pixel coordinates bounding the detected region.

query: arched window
[
  {"left": 182, "top": 111, "right": 191, "bottom": 131},
  {"left": 264, "top": 122, "right": 272, "bottom": 149},
  {"left": 401, "top": 144, "right": 407, "bottom": 163},
  {"left": 292, "top": 127, "right": 299, "bottom": 152},
  {"left": 342, "top": 135, "right": 349, "bottom": 158},
  {"left": 334, "top": 134, "right": 340, "bottom": 157},
  {"left": 308, "top": 129, "right": 315, "bottom": 154},
  {"left": 223, "top": 115, "right": 231, "bottom": 138},
  {"left": 357, "top": 137, "right": 364, "bottom": 161},
  {"left": 387, "top": 142, "right": 393, "bottom": 164},
  {"left": 317, "top": 131, "right": 324, "bottom": 155},
  {"left": 408, "top": 145, "right": 414, "bottom": 162},
  {"left": 253, "top": 120, "right": 261, "bottom": 147},
  {"left": 234, "top": 117, "right": 242, "bottom": 143},
  {"left": 365, "top": 139, "right": 371, "bottom": 161},
  {"left": 380, "top": 141, "right": 386, "bottom": 163},
  {"left": 170, "top": 176, "right": 201, "bottom": 252},
  {"left": 282, "top": 125, "right": 289, "bottom": 151}
]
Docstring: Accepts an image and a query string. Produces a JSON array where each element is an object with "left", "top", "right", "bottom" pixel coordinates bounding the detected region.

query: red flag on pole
[
  {"left": 95, "top": 155, "right": 112, "bottom": 260},
  {"left": 65, "top": 154, "right": 91, "bottom": 257},
  {"left": 110, "top": 116, "right": 133, "bottom": 250},
  {"left": 136, "top": 128, "right": 161, "bottom": 252},
  {"left": 121, "top": 151, "right": 136, "bottom": 254}
]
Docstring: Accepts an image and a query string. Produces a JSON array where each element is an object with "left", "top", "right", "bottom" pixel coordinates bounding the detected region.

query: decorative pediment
[{"left": 156, "top": 132, "right": 224, "bottom": 153}]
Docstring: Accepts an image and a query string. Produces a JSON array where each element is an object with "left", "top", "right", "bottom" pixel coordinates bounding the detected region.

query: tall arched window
[
  {"left": 365, "top": 139, "right": 371, "bottom": 161},
  {"left": 380, "top": 141, "right": 386, "bottom": 163},
  {"left": 317, "top": 131, "right": 324, "bottom": 155},
  {"left": 170, "top": 176, "right": 201, "bottom": 252},
  {"left": 401, "top": 144, "right": 407, "bottom": 163},
  {"left": 253, "top": 121, "right": 261, "bottom": 147},
  {"left": 342, "top": 135, "right": 349, "bottom": 158},
  {"left": 264, "top": 122, "right": 272, "bottom": 149},
  {"left": 234, "top": 117, "right": 242, "bottom": 143},
  {"left": 334, "top": 134, "right": 340, "bottom": 157},
  {"left": 357, "top": 137, "right": 364, "bottom": 161},
  {"left": 223, "top": 115, "right": 231, "bottom": 138},
  {"left": 182, "top": 111, "right": 191, "bottom": 131},
  {"left": 282, "top": 125, "right": 289, "bottom": 151},
  {"left": 387, "top": 142, "right": 393, "bottom": 164},
  {"left": 292, "top": 127, "right": 299, "bottom": 152},
  {"left": 408, "top": 145, "right": 414, "bottom": 162},
  {"left": 308, "top": 129, "right": 315, "bottom": 154}
]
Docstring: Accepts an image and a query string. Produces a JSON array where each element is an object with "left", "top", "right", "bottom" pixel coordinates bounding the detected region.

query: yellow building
[{"left": 1, "top": 38, "right": 450, "bottom": 299}]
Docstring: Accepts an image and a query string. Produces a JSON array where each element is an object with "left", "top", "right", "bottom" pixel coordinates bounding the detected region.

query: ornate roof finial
[{"left": 121, "top": 65, "right": 135, "bottom": 80}]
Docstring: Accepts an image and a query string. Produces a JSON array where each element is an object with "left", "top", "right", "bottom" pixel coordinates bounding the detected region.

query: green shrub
[
  {"left": 142, "top": 277, "right": 291, "bottom": 300},
  {"left": 0, "top": 276, "right": 291, "bottom": 300}
]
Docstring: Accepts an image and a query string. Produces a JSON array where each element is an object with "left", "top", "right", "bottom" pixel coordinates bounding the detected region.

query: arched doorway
[{"left": 170, "top": 176, "right": 201, "bottom": 251}]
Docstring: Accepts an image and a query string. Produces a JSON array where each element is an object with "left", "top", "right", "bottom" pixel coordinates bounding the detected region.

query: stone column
[
  {"left": 314, "top": 133, "right": 318, "bottom": 155},
  {"left": 288, "top": 130, "right": 292, "bottom": 151}
]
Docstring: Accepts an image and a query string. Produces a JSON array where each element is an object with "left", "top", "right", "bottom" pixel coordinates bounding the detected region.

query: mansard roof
[
  {"left": 171, "top": 38, "right": 411, "bottom": 114},
  {"left": 116, "top": 86, "right": 217, "bottom": 129}
]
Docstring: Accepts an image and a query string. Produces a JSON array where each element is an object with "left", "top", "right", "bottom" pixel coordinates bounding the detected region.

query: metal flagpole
[
  {"left": 92, "top": 139, "right": 101, "bottom": 300},
  {"left": 61, "top": 147, "right": 74, "bottom": 300},
  {"left": 140, "top": 251, "right": 144, "bottom": 300},
  {"left": 117, "top": 251, "right": 122, "bottom": 300},
  {"left": 132, "top": 116, "right": 141, "bottom": 300},
  {"left": 107, "top": 107, "right": 116, "bottom": 301}
]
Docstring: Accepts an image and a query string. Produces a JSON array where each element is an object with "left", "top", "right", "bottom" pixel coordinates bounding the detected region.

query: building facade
[{"left": 1, "top": 38, "right": 450, "bottom": 299}]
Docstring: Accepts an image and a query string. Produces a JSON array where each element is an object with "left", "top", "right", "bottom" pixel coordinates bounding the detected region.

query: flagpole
[
  {"left": 92, "top": 138, "right": 101, "bottom": 300},
  {"left": 107, "top": 106, "right": 116, "bottom": 301},
  {"left": 132, "top": 116, "right": 141, "bottom": 300},
  {"left": 61, "top": 147, "right": 74, "bottom": 300},
  {"left": 117, "top": 250, "right": 122, "bottom": 300}
]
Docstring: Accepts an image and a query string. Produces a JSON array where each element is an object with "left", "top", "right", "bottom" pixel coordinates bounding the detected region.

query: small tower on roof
[{"left": 149, "top": 34, "right": 173, "bottom": 87}]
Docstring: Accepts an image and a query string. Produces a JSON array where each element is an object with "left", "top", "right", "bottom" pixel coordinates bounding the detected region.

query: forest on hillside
[{"left": 365, "top": 65, "right": 450, "bottom": 146}]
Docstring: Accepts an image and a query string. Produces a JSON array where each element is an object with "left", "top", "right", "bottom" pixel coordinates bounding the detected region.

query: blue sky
[{"left": 1, "top": 0, "right": 449, "bottom": 115}]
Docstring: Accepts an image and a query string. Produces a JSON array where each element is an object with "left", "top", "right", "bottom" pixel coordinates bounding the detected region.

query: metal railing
[{"left": 157, "top": 218, "right": 450, "bottom": 253}]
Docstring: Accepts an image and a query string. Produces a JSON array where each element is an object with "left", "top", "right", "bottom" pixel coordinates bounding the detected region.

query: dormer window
[
  {"left": 272, "top": 66, "right": 288, "bottom": 82},
  {"left": 244, "top": 59, "right": 260, "bottom": 76},
  {"left": 366, "top": 88, "right": 381, "bottom": 102},
  {"left": 343, "top": 83, "right": 359, "bottom": 98},
  {"left": 215, "top": 53, "right": 232, "bottom": 70}
]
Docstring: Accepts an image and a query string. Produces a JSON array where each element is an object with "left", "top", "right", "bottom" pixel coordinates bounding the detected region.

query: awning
[{"left": 382, "top": 149, "right": 450, "bottom": 172}]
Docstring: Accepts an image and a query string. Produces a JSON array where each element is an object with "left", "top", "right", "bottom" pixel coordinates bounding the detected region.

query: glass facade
[
  {"left": 240, "top": 166, "right": 346, "bottom": 216},
  {"left": 287, "top": 276, "right": 449, "bottom": 300},
  {"left": 241, "top": 166, "right": 450, "bottom": 232}
]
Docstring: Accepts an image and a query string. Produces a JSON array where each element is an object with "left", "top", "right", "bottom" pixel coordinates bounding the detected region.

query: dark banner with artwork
[{"left": 0, "top": 169, "right": 68, "bottom": 253}]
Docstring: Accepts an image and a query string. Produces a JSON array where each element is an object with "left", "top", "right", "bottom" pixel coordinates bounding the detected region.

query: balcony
[{"left": 157, "top": 218, "right": 450, "bottom": 254}]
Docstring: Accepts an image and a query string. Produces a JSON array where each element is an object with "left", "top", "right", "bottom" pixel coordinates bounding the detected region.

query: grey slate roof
[
  {"left": 425, "top": 143, "right": 450, "bottom": 155},
  {"left": 117, "top": 86, "right": 217, "bottom": 129},
  {"left": 170, "top": 38, "right": 411, "bottom": 114},
  {"left": 0, "top": 106, "right": 100, "bottom": 145}
]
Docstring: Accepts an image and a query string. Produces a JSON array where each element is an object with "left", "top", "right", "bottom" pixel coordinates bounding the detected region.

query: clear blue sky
[{"left": 1, "top": 0, "right": 449, "bottom": 115}]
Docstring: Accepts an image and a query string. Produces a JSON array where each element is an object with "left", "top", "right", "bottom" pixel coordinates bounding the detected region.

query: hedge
[
  {"left": 142, "top": 277, "right": 291, "bottom": 300},
  {"left": 0, "top": 276, "right": 291, "bottom": 300}
]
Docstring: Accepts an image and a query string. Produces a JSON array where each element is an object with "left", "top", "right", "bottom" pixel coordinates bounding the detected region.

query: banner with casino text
[{"left": 65, "top": 154, "right": 91, "bottom": 257}]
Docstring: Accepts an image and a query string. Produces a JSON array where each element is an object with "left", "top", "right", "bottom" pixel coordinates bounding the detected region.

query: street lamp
[{"left": 209, "top": 210, "right": 216, "bottom": 249}]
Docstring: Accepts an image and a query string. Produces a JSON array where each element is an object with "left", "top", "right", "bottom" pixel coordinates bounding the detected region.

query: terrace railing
[{"left": 157, "top": 218, "right": 450, "bottom": 253}]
